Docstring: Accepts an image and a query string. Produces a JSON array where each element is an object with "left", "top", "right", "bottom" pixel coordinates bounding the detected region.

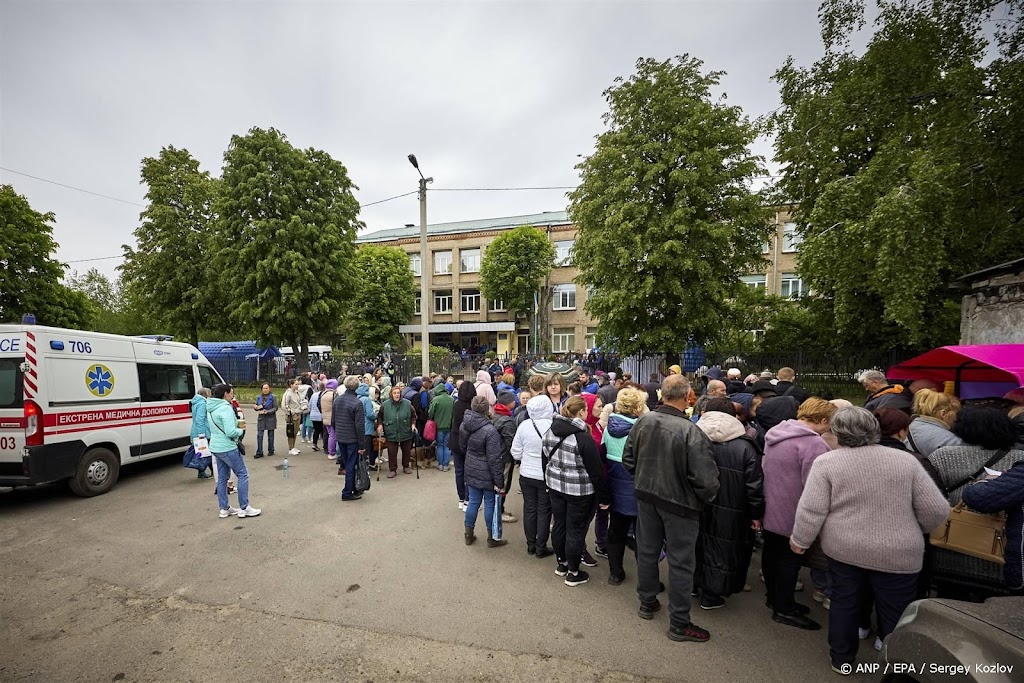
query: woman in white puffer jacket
[{"left": 511, "top": 395, "right": 555, "bottom": 557}]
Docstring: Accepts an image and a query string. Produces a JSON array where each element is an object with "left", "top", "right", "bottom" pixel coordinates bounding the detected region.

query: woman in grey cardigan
[
  {"left": 906, "top": 389, "right": 962, "bottom": 456},
  {"left": 790, "top": 407, "right": 949, "bottom": 676},
  {"left": 927, "top": 405, "right": 1024, "bottom": 599}
]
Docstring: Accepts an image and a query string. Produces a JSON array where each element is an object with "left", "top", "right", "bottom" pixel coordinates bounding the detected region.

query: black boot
[
  {"left": 465, "top": 526, "right": 476, "bottom": 546},
  {"left": 487, "top": 534, "right": 508, "bottom": 548}
]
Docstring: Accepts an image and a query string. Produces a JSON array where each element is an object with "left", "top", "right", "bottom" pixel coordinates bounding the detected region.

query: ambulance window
[
  {"left": 138, "top": 364, "right": 196, "bottom": 402},
  {"left": 0, "top": 359, "right": 23, "bottom": 408},
  {"left": 198, "top": 365, "right": 220, "bottom": 389}
]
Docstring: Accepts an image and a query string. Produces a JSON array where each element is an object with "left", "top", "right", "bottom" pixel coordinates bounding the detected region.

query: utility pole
[{"left": 409, "top": 155, "right": 432, "bottom": 378}]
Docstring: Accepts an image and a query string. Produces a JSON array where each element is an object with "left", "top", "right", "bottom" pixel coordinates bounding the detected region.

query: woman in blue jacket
[
  {"left": 602, "top": 387, "right": 646, "bottom": 585},
  {"left": 189, "top": 388, "right": 214, "bottom": 479},
  {"left": 961, "top": 461, "right": 1024, "bottom": 595},
  {"left": 208, "top": 384, "right": 261, "bottom": 519}
]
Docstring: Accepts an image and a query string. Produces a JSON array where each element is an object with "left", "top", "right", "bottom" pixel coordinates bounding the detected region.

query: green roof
[{"left": 356, "top": 210, "right": 570, "bottom": 243}]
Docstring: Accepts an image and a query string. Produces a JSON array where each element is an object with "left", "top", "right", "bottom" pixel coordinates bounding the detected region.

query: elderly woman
[
  {"left": 601, "top": 387, "right": 648, "bottom": 585},
  {"left": 790, "top": 407, "right": 949, "bottom": 676},
  {"left": 253, "top": 383, "right": 278, "bottom": 459},
  {"left": 907, "top": 389, "right": 962, "bottom": 456},
  {"left": 376, "top": 384, "right": 416, "bottom": 478},
  {"left": 927, "top": 406, "right": 1024, "bottom": 599},
  {"left": 761, "top": 396, "right": 837, "bottom": 631}
]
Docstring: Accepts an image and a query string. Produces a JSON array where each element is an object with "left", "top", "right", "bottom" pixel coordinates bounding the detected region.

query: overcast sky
[{"left": 0, "top": 0, "right": 826, "bottom": 282}]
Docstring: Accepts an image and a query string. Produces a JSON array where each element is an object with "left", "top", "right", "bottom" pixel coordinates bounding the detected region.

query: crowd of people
[{"left": 187, "top": 361, "right": 1024, "bottom": 676}]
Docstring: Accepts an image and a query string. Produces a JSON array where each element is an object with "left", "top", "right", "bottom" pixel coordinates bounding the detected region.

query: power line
[
  {"left": 65, "top": 254, "right": 125, "bottom": 264},
  {"left": 431, "top": 186, "right": 576, "bottom": 192},
  {"left": 0, "top": 166, "right": 145, "bottom": 207},
  {"left": 360, "top": 190, "right": 418, "bottom": 206}
]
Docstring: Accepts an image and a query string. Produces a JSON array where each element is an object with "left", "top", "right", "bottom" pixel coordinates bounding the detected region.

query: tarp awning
[{"left": 887, "top": 345, "right": 1024, "bottom": 399}]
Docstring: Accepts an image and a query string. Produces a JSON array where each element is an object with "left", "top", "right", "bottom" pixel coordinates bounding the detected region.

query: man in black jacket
[
  {"left": 623, "top": 374, "right": 720, "bottom": 643},
  {"left": 333, "top": 376, "right": 366, "bottom": 501}
]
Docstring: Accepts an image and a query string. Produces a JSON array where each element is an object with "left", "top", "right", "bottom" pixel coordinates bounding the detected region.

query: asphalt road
[{"left": 0, "top": 409, "right": 885, "bottom": 682}]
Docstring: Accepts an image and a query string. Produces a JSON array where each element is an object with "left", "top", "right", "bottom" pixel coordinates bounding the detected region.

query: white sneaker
[
  {"left": 237, "top": 506, "right": 262, "bottom": 518},
  {"left": 501, "top": 512, "right": 517, "bottom": 523},
  {"left": 874, "top": 637, "right": 883, "bottom": 652},
  {"left": 858, "top": 628, "right": 871, "bottom": 640},
  {"left": 219, "top": 506, "right": 240, "bottom": 518},
  {"left": 327, "top": 453, "right": 336, "bottom": 460},
  {"left": 290, "top": 448, "right": 300, "bottom": 455}
]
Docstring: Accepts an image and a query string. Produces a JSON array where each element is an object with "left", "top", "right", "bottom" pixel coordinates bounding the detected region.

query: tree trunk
[{"left": 296, "top": 337, "right": 309, "bottom": 373}]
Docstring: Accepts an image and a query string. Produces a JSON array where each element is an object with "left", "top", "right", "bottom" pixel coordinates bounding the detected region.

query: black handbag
[{"left": 286, "top": 420, "right": 296, "bottom": 438}]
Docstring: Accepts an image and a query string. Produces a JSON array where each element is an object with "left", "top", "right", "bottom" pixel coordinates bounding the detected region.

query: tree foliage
[
  {"left": 479, "top": 226, "right": 557, "bottom": 344},
  {"left": 0, "top": 184, "right": 91, "bottom": 328},
  {"left": 568, "top": 56, "right": 773, "bottom": 355},
  {"left": 768, "top": 0, "right": 1024, "bottom": 349},
  {"left": 346, "top": 245, "right": 417, "bottom": 352},
  {"left": 66, "top": 268, "right": 161, "bottom": 336},
  {"left": 214, "top": 127, "right": 361, "bottom": 370},
  {"left": 119, "top": 146, "right": 219, "bottom": 344}
]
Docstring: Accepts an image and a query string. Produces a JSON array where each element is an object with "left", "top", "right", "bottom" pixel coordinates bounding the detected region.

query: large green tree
[
  {"left": 66, "top": 268, "right": 160, "bottom": 336},
  {"left": 768, "top": 0, "right": 1024, "bottom": 349},
  {"left": 568, "top": 56, "right": 773, "bottom": 356},
  {"left": 345, "top": 245, "right": 416, "bottom": 352},
  {"left": 214, "top": 127, "right": 361, "bottom": 370},
  {"left": 119, "top": 146, "right": 219, "bottom": 345},
  {"left": 0, "top": 184, "right": 91, "bottom": 328},
  {"left": 479, "top": 226, "right": 557, "bottom": 350}
]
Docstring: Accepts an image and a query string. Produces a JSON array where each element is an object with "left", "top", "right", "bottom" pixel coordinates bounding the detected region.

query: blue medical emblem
[{"left": 86, "top": 364, "right": 115, "bottom": 397}]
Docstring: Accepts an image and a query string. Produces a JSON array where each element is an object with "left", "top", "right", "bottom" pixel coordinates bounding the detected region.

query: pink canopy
[{"left": 887, "top": 345, "right": 1024, "bottom": 399}]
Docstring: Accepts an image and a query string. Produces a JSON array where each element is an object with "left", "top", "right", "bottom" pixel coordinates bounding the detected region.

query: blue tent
[
  {"left": 198, "top": 341, "right": 280, "bottom": 384},
  {"left": 682, "top": 341, "right": 706, "bottom": 374}
]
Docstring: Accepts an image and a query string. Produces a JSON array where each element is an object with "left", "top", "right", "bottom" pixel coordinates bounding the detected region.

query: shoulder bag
[{"left": 929, "top": 449, "right": 1009, "bottom": 564}]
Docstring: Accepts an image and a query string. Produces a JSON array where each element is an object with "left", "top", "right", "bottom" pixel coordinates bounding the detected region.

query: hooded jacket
[
  {"left": 356, "top": 384, "right": 378, "bottom": 436},
  {"left": 449, "top": 381, "right": 477, "bottom": 455},
  {"left": 461, "top": 409, "right": 504, "bottom": 490},
  {"left": 333, "top": 385, "right": 366, "bottom": 445},
  {"left": 694, "top": 411, "right": 765, "bottom": 597},
  {"left": 864, "top": 383, "right": 912, "bottom": 413},
  {"left": 475, "top": 370, "right": 497, "bottom": 407},
  {"left": 752, "top": 395, "right": 799, "bottom": 450},
  {"left": 511, "top": 396, "right": 554, "bottom": 481},
  {"left": 761, "top": 419, "right": 830, "bottom": 536},
  {"left": 206, "top": 396, "right": 243, "bottom": 453},
  {"left": 622, "top": 405, "right": 719, "bottom": 520},
  {"left": 427, "top": 383, "right": 454, "bottom": 430},
  {"left": 190, "top": 394, "right": 209, "bottom": 440},
  {"left": 402, "top": 378, "right": 422, "bottom": 404},
  {"left": 543, "top": 415, "right": 610, "bottom": 503},
  {"left": 603, "top": 412, "right": 639, "bottom": 516}
]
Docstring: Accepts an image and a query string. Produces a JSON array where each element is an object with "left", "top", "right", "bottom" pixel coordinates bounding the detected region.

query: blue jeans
[
  {"left": 465, "top": 485, "right": 495, "bottom": 531},
  {"left": 300, "top": 415, "right": 312, "bottom": 440},
  {"left": 256, "top": 429, "right": 275, "bottom": 456},
  {"left": 214, "top": 448, "right": 249, "bottom": 510},
  {"left": 436, "top": 430, "right": 451, "bottom": 467},
  {"left": 338, "top": 441, "right": 359, "bottom": 498}
]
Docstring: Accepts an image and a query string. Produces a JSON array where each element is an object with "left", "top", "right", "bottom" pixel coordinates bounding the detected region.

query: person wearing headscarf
[{"left": 581, "top": 391, "right": 608, "bottom": 563}]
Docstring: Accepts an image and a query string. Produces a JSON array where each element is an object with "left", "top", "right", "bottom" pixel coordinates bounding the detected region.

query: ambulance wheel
[{"left": 68, "top": 448, "right": 120, "bottom": 497}]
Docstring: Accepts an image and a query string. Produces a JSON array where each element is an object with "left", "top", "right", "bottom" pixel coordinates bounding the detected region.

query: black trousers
[
  {"left": 828, "top": 558, "right": 919, "bottom": 666},
  {"left": 311, "top": 420, "right": 324, "bottom": 448},
  {"left": 762, "top": 530, "right": 804, "bottom": 615},
  {"left": 550, "top": 490, "right": 593, "bottom": 574},
  {"left": 520, "top": 475, "right": 551, "bottom": 550},
  {"left": 636, "top": 500, "right": 700, "bottom": 628},
  {"left": 607, "top": 510, "right": 637, "bottom": 579}
]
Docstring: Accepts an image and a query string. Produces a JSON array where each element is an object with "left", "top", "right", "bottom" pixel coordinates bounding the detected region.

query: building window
[
  {"left": 460, "top": 289, "right": 481, "bottom": 313},
  {"left": 554, "top": 240, "right": 574, "bottom": 266},
  {"left": 553, "top": 284, "right": 576, "bottom": 310},
  {"left": 490, "top": 299, "right": 506, "bottom": 312},
  {"left": 434, "top": 250, "right": 452, "bottom": 275},
  {"left": 460, "top": 248, "right": 480, "bottom": 273},
  {"left": 585, "top": 326, "right": 598, "bottom": 350},
  {"left": 414, "top": 294, "right": 421, "bottom": 315},
  {"left": 763, "top": 238, "right": 772, "bottom": 254},
  {"left": 740, "top": 275, "right": 767, "bottom": 290},
  {"left": 409, "top": 253, "right": 421, "bottom": 277},
  {"left": 552, "top": 327, "right": 575, "bottom": 353},
  {"left": 782, "top": 222, "right": 802, "bottom": 252},
  {"left": 780, "top": 273, "right": 805, "bottom": 299},
  {"left": 434, "top": 290, "right": 452, "bottom": 313},
  {"left": 749, "top": 329, "right": 765, "bottom": 342}
]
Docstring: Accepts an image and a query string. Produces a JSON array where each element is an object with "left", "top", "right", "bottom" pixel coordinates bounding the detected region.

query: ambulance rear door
[{"left": 0, "top": 331, "right": 26, "bottom": 479}]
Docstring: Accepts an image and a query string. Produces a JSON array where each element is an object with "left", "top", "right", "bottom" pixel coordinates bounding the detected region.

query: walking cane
[{"left": 376, "top": 437, "right": 383, "bottom": 483}]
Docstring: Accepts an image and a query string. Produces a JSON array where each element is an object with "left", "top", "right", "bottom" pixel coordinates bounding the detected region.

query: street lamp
[{"left": 409, "top": 155, "right": 433, "bottom": 378}]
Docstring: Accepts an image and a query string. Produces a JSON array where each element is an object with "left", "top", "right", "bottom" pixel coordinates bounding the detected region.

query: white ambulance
[{"left": 0, "top": 324, "right": 224, "bottom": 496}]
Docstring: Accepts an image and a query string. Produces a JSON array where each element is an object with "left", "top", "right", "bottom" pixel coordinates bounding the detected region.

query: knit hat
[
  {"left": 669, "top": 364, "right": 682, "bottom": 375},
  {"left": 496, "top": 391, "right": 516, "bottom": 406}
]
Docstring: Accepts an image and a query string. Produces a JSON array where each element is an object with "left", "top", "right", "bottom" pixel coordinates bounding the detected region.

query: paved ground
[{"left": 0, "top": 409, "right": 884, "bottom": 682}]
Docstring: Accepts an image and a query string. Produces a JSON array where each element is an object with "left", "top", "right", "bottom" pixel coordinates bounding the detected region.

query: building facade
[{"left": 356, "top": 207, "right": 803, "bottom": 355}]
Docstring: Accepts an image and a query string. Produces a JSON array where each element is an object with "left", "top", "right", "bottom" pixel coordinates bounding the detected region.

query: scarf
[{"left": 581, "top": 392, "right": 603, "bottom": 442}]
